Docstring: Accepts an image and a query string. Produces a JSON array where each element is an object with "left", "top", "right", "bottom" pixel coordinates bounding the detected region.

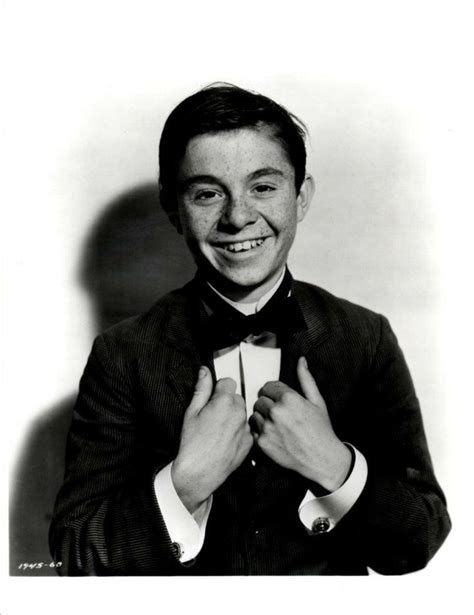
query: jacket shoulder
[
  {"left": 293, "top": 280, "right": 391, "bottom": 374},
  {"left": 293, "top": 279, "right": 383, "bottom": 330},
  {"left": 93, "top": 282, "right": 195, "bottom": 350}
]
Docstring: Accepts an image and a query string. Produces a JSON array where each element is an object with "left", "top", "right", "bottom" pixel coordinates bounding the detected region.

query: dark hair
[{"left": 159, "top": 83, "right": 308, "bottom": 217}]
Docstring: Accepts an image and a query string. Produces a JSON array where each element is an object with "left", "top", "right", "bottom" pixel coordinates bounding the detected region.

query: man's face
[{"left": 175, "top": 126, "right": 313, "bottom": 301}]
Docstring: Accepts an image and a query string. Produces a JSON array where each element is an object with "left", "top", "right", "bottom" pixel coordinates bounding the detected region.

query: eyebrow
[
  {"left": 249, "top": 167, "right": 285, "bottom": 180},
  {"left": 177, "top": 167, "right": 286, "bottom": 192},
  {"left": 177, "top": 175, "right": 220, "bottom": 192}
]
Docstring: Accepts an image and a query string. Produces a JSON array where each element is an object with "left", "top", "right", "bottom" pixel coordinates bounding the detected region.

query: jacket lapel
[
  {"left": 254, "top": 281, "right": 334, "bottom": 495},
  {"left": 161, "top": 282, "right": 216, "bottom": 411}
]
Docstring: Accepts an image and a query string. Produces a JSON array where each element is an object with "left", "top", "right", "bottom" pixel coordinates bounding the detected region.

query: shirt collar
[{"left": 206, "top": 268, "right": 286, "bottom": 316}]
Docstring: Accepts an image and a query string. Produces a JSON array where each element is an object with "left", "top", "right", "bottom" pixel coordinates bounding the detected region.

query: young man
[{"left": 50, "top": 84, "right": 451, "bottom": 575}]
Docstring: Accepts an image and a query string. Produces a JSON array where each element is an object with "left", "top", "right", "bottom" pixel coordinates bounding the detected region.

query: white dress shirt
[{"left": 154, "top": 271, "right": 368, "bottom": 562}]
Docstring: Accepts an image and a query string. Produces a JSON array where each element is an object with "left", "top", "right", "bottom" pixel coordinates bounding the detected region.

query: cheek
[
  {"left": 265, "top": 200, "right": 298, "bottom": 233},
  {"left": 181, "top": 208, "right": 214, "bottom": 241}
]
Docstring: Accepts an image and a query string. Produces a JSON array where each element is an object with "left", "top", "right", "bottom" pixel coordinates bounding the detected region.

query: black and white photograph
[{"left": 2, "top": 0, "right": 471, "bottom": 612}]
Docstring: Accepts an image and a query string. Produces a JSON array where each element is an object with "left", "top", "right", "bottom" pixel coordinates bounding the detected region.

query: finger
[
  {"left": 213, "top": 377, "right": 237, "bottom": 396},
  {"left": 258, "top": 380, "right": 289, "bottom": 401},
  {"left": 249, "top": 411, "right": 265, "bottom": 435},
  {"left": 253, "top": 395, "right": 274, "bottom": 418},
  {"left": 186, "top": 366, "right": 214, "bottom": 414},
  {"left": 296, "top": 356, "right": 323, "bottom": 405}
]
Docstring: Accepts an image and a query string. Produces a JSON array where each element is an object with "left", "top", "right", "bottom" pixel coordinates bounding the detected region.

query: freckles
[{"left": 186, "top": 209, "right": 217, "bottom": 238}]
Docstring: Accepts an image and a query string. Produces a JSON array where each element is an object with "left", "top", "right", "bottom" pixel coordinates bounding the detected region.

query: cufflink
[
  {"left": 311, "top": 517, "right": 331, "bottom": 534},
  {"left": 171, "top": 541, "right": 184, "bottom": 559}
]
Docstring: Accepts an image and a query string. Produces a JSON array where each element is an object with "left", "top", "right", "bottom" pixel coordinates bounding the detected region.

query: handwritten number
[{"left": 17, "top": 561, "right": 63, "bottom": 570}]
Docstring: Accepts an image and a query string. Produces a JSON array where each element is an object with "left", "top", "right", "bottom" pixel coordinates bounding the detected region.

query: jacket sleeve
[
  {"left": 49, "top": 333, "right": 186, "bottom": 575},
  {"left": 341, "top": 314, "right": 451, "bottom": 574}
]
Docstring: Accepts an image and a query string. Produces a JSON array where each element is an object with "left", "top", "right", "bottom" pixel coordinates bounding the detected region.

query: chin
[{"left": 211, "top": 266, "right": 281, "bottom": 297}]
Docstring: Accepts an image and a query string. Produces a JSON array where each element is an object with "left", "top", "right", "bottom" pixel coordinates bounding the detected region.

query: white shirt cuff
[
  {"left": 298, "top": 444, "right": 368, "bottom": 532},
  {"left": 154, "top": 462, "right": 212, "bottom": 562}
]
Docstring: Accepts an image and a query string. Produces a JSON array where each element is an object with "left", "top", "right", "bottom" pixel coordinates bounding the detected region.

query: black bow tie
[{"left": 199, "top": 270, "right": 306, "bottom": 351}]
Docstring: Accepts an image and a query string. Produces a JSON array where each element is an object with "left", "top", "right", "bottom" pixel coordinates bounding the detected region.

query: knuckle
[
  {"left": 281, "top": 390, "right": 296, "bottom": 406},
  {"left": 223, "top": 376, "right": 237, "bottom": 387},
  {"left": 215, "top": 377, "right": 236, "bottom": 393},
  {"left": 221, "top": 392, "right": 236, "bottom": 406},
  {"left": 258, "top": 417, "right": 269, "bottom": 433},
  {"left": 268, "top": 404, "right": 283, "bottom": 421},
  {"left": 260, "top": 381, "right": 274, "bottom": 395}
]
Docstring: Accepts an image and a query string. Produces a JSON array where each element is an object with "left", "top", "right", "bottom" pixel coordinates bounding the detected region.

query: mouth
[{"left": 215, "top": 237, "right": 266, "bottom": 253}]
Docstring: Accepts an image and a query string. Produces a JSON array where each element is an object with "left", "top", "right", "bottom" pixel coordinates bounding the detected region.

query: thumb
[
  {"left": 186, "top": 366, "right": 214, "bottom": 414},
  {"left": 296, "top": 356, "right": 325, "bottom": 407}
]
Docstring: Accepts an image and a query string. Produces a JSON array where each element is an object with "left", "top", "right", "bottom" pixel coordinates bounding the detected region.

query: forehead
[{"left": 177, "top": 127, "right": 293, "bottom": 180}]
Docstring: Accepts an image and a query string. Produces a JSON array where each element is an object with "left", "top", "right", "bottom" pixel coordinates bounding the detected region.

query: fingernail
[
  {"left": 198, "top": 367, "right": 206, "bottom": 379},
  {"left": 301, "top": 356, "right": 308, "bottom": 369}
]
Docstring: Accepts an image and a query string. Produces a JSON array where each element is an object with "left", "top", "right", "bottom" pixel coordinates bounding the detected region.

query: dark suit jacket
[{"left": 50, "top": 279, "right": 451, "bottom": 575}]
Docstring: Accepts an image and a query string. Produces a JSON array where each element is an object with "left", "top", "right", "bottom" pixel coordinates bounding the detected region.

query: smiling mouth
[{"left": 217, "top": 238, "right": 266, "bottom": 253}]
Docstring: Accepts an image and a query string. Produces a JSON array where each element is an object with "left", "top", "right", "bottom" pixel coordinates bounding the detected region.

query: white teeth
[{"left": 223, "top": 238, "right": 265, "bottom": 252}]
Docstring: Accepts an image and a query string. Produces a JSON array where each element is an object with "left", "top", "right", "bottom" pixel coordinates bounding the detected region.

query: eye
[
  {"left": 194, "top": 189, "right": 221, "bottom": 202},
  {"left": 252, "top": 184, "right": 276, "bottom": 195}
]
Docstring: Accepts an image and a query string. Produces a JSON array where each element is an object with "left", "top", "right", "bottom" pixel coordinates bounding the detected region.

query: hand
[
  {"left": 250, "top": 356, "right": 351, "bottom": 492},
  {"left": 171, "top": 366, "right": 253, "bottom": 513}
]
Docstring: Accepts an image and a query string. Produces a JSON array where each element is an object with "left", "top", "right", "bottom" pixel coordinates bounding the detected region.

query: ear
[
  {"left": 296, "top": 174, "right": 315, "bottom": 223},
  {"left": 167, "top": 210, "right": 183, "bottom": 234},
  {"left": 160, "top": 185, "right": 183, "bottom": 234}
]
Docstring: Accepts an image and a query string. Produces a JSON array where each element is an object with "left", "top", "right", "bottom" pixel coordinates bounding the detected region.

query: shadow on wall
[{"left": 9, "top": 183, "right": 196, "bottom": 575}]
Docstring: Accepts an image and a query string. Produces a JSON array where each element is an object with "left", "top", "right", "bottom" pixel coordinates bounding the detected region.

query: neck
[{"left": 203, "top": 267, "right": 286, "bottom": 303}]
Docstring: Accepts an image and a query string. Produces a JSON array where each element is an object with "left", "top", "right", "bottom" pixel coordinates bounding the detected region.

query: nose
[{"left": 219, "top": 193, "right": 258, "bottom": 231}]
